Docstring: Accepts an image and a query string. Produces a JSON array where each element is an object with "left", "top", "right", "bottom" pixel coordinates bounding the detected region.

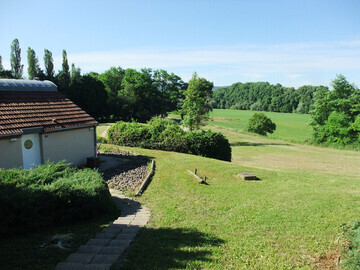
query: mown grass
[
  {"left": 208, "top": 109, "right": 312, "bottom": 144},
  {"left": 97, "top": 125, "right": 360, "bottom": 269},
  {"left": 97, "top": 122, "right": 114, "bottom": 137}
]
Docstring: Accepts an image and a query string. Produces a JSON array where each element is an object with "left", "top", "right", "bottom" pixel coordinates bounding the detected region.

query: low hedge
[
  {"left": 107, "top": 118, "right": 231, "bottom": 161},
  {"left": 0, "top": 162, "right": 117, "bottom": 235}
]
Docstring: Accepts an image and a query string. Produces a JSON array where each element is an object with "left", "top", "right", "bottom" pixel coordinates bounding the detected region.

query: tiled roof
[{"left": 0, "top": 91, "right": 97, "bottom": 136}]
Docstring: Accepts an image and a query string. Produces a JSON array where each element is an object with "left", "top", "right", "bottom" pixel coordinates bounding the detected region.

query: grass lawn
[
  {"left": 208, "top": 109, "right": 312, "bottom": 144},
  {"left": 99, "top": 126, "right": 360, "bottom": 269},
  {"left": 97, "top": 122, "right": 114, "bottom": 137}
]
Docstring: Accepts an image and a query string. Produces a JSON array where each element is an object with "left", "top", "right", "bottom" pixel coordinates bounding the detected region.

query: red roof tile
[{"left": 0, "top": 91, "right": 97, "bottom": 136}]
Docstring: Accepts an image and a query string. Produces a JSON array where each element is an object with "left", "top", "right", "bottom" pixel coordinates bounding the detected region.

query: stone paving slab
[
  {"left": 77, "top": 245, "right": 103, "bottom": 254},
  {"left": 55, "top": 189, "right": 150, "bottom": 269},
  {"left": 84, "top": 264, "right": 112, "bottom": 270},
  {"left": 94, "top": 233, "right": 116, "bottom": 240},
  {"left": 114, "top": 233, "right": 137, "bottom": 240},
  {"left": 100, "top": 246, "right": 126, "bottom": 255},
  {"left": 108, "top": 239, "right": 132, "bottom": 247},
  {"left": 86, "top": 239, "right": 110, "bottom": 246},
  {"left": 55, "top": 262, "right": 85, "bottom": 270},
  {"left": 91, "top": 254, "right": 119, "bottom": 264},
  {"left": 66, "top": 254, "right": 94, "bottom": 264}
]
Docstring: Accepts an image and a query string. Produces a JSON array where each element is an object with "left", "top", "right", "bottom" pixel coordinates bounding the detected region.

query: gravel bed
[{"left": 100, "top": 150, "right": 150, "bottom": 192}]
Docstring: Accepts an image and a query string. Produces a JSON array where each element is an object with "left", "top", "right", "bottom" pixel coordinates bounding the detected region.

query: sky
[{"left": 1, "top": 0, "right": 359, "bottom": 88}]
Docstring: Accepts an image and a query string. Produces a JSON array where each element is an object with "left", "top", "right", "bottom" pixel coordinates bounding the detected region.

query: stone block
[{"left": 238, "top": 173, "right": 260, "bottom": 181}]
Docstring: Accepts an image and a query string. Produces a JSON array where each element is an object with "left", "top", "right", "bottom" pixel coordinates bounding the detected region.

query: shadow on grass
[
  {"left": 231, "top": 141, "right": 291, "bottom": 147},
  {"left": 120, "top": 227, "right": 225, "bottom": 269}
]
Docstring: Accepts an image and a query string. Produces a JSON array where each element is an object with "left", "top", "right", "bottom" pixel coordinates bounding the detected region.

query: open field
[
  {"left": 208, "top": 109, "right": 312, "bottom": 143},
  {"left": 99, "top": 125, "right": 360, "bottom": 269}
]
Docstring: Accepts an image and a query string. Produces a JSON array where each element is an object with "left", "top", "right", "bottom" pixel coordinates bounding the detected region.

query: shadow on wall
[{"left": 121, "top": 227, "right": 225, "bottom": 269}]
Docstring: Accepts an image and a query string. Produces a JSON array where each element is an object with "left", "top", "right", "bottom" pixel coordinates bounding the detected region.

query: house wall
[
  {"left": 41, "top": 127, "right": 96, "bottom": 166},
  {"left": 0, "top": 137, "right": 23, "bottom": 169}
]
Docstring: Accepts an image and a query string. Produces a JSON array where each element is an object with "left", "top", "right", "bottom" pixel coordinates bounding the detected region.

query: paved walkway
[
  {"left": 100, "top": 126, "right": 110, "bottom": 138},
  {"left": 55, "top": 189, "right": 150, "bottom": 270}
]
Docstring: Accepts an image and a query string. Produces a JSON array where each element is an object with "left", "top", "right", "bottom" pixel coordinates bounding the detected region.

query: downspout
[{"left": 94, "top": 126, "right": 97, "bottom": 158}]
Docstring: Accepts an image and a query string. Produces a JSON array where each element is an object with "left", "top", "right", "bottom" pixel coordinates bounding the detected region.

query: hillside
[{"left": 102, "top": 125, "right": 360, "bottom": 269}]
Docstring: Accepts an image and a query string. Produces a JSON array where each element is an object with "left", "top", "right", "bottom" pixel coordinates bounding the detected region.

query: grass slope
[
  {"left": 102, "top": 126, "right": 360, "bottom": 269},
  {"left": 208, "top": 109, "right": 312, "bottom": 143}
]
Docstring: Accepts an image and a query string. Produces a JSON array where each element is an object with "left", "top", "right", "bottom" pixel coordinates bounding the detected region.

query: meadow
[
  {"left": 98, "top": 120, "right": 360, "bottom": 269},
  {"left": 208, "top": 109, "right": 313, "bottom": 143}
]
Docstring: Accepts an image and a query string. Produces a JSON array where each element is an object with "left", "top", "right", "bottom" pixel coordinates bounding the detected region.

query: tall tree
[
  {"left": 153, "top": 69, "right": 186, "bottom": 114},
  {"left": 0, "top": 55, "right": 3, "bottom": 71},
  {"left": 97, "top": 67, "right": 125, "bottom": 119},
  {"left": 70, "top": 63, "right": 81, "bottom": 84},
  {"left": 27, "top": 47, "right": 42, "bottom": 80},
  {"left": 62, "top": 50, "right": 69, "bottom": 74},
  {"left": 181, "top": 73, "right": 213, "bottom": 130},
  {"left": 43, "top": 49, "right": 54, "bottom": 80},
  {"left": 120, "top": 68, "right": 162, "bottom": 122},
  {"left": 10, "top": 38, "right": 23, "bottom": 78},
  {"left": 56, "top": 49, "right": 70, "bottom": 91}
]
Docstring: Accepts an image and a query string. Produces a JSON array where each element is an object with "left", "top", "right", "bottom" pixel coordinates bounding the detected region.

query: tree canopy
[
  {"left": 10, "top": 39, "right": 23, "bottom": 78},
  {"left": 310, "top": 74, "right": 360, "bottom": 147},
  {"left": 212, "top": 82, "right": 322, "bottom": 114},
  {"left": 181, "top": 73, "right": 213, "bottom": 130}
]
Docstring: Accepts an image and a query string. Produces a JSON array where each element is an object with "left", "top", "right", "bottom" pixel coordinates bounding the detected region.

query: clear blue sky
[{"left": 1, "top": 0, "right": 359, "bottom": 87}]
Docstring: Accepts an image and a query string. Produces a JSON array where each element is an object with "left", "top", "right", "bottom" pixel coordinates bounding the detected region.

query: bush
[
  {"left": 107, "top": 118, "right": 231, "bottom": 161},
  {"left": 0, "top": 162, "right": 117, "bottom": 235},
  {"left": 246, "top": 113, "right": 276, "bottom": 136},
  {"left": 186, "top": 130, "right": 232, "bottom": 162},
  {"left": 342, "top": 221, "right": 360, "bottom": 269},
  {"left": 97, "top": 136, "right": 108, "bottom": 143}
]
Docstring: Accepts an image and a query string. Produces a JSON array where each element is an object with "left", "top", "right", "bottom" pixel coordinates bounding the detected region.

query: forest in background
[{"left": 212, "top": 82, "right": 326, "bottom": 114}]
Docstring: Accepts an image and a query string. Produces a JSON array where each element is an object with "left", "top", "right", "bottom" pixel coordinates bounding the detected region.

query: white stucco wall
[
  {"left": 41, "top": 127, "right": 96, "bottom": 166},
  {"left": 0, "top": 137, "right": 23, "bottom": 169}
]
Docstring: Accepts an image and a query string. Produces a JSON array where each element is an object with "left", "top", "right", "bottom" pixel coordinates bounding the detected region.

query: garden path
[{"left": 55, "top": 189, "right": 150, "bottom": 270}]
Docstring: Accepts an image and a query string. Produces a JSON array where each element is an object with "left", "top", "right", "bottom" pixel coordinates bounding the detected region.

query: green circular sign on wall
[{"left": 24, "top": 139, "right": 33, "bottom": 149}]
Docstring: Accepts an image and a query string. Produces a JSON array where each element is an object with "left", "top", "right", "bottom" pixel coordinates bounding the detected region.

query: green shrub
[
  {"left": 246, "top": 113, "right": 276, "bottom": 136},
  {"left": 107, "top": 118, "right": 231, "bottom": 161},
  {"left": 342, "top": 221, "right": 360, "bottom": 269},
  {"left": 0, "top": 162, "right": 117, "bottom": 235},
  {"left": 97, "top": 136, "right": 108, "bottom": 143},
  {"left": 186, "top": 130, "right": 232, "bottom": 161}
]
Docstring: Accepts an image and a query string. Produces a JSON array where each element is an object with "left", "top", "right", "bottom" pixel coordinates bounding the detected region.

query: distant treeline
[{"left": 211, "top": 82, "right": 328, "bottom": 114}]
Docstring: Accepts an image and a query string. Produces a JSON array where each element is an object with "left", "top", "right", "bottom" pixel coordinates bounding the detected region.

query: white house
[{"left": 0, "top": 79, "right": 98, "bottom": 169}]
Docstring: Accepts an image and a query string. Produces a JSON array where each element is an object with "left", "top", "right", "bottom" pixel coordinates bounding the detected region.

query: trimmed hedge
[
  {"left": 0, "top": 162, "right": 117, "bottom": 235},
  {"left": 107, "top": 118, "right": 231, "bottom": 161}
]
